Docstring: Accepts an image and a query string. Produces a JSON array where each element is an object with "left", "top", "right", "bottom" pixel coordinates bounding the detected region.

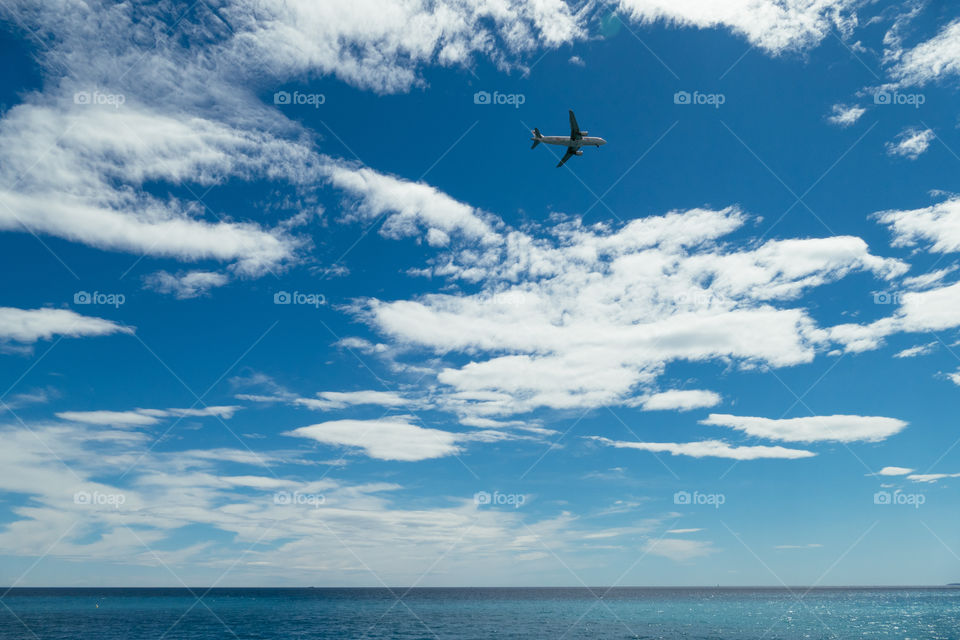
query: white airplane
[{"left": 530, "top": 110, "right": 607, "bottom": 167}]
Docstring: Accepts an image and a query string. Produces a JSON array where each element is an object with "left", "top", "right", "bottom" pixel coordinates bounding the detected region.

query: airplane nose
[{"left": 600, "top": 138, "right": 607, "bottom": 145}]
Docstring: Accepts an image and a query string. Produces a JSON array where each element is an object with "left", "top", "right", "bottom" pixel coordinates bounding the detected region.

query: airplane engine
[
  {"left": 580, "top": 131, "right": 588, "bottom": 136},
  {"left": 575, "top": 150, "right": 583, "bottom": 156}
]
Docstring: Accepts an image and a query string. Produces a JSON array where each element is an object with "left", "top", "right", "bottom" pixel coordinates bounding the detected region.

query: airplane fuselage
[{"left": 540, "top": 136, "right": 606, "bottom": 147}]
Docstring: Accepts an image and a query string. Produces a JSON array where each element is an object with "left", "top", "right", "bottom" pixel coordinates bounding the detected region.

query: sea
[{"left": 1, "top": 587, "right": 958, "bottom": 639}]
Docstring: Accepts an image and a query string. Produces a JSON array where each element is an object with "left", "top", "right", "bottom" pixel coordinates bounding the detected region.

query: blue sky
[{"left": 2, "top": 0, "right": 960, "bottom": 587}]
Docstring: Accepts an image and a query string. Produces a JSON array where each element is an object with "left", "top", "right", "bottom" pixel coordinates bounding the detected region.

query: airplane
[{"left": 530, "top": 110, "right": 606, "bottom": 167}]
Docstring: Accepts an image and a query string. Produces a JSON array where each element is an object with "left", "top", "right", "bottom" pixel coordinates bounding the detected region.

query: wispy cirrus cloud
[
  {"left": 56, "top": 405, "right": 242, "bottom": 427},
  {"left": 588, "top": 436, "right": 815, "bottom": 460}
]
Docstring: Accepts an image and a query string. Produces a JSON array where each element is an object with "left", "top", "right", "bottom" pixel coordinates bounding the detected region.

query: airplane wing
[
  {"left": 569, "top": 110, "right": 582, "bottom": 140},
  {"left": 556, "top": 146, "right": 576, "bottom": 168}
]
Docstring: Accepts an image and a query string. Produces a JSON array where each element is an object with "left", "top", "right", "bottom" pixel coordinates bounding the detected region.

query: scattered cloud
[
  {"left": 615, "top": 0, "right": 859, "bottom": 55},
  {"left": 902, "top": 266, "right": 957, "bottom": 291},
  {"left": 56, "top": 406, "right": 241, "bottom": 427},
  {"left": 0, "top": 307, "right": 131, "bottom": 344},
  {"left": 326, "top": 165, "right": 501, "bottom": 245},
  {"left": 876, "top": 466, "right": 914, "bottom": 476},
  {"left": 907, "top": 472, "right": 960, "bottom": 483},
  {"left": 635, "top": 389, "right": 722, "bottom": 411},
  {"left": 889, "top": 19, "right": 960, "bottom": 87},
  {"left": 237, "top": 385, "right": 414, "bottom": 412},
  {"left": 144, "top": 270, "right": 230, "bottom": 299},
  {"left": 827, "top": 104, "right": 865, "bottom": 127},
  {"left": 893, "top": 342, "right": 937, "bottom": 358},
  {"left": 830, "top": 280, "right": 960, "bottom": 353},
  {"left": 56, "top": 410, "right": 160, "bottom": 427},
  {"left": 701, "top": 414, "right": 907, "bottom": 443},
  {"left": 298, "top": 391, "right": 412, "bottom": 410},
  {"left": 0, "top": 104, "right": 310, "bottom": 276},
  {"left": 885, "top": 127, "right": 934, "bottom": 160},
  {"left": 354, "top": 203, "right": 905, "bottom": 421},
  {"left": 589, "top": 436, "right": 815, "bottom": 460},
  {"left": 877, "top": 197, "right": 960, "bottom": 254},
  {"left": 286, "top": 418, "right": 461, "bottom": 461},
  {"left": 774, "top": 543, "right": 822, "bottom": 549}
]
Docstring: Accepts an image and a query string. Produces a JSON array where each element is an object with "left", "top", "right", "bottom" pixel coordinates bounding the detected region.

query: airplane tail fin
[{"left": 530, "top": 128, "right": 541, "bottom": 149}]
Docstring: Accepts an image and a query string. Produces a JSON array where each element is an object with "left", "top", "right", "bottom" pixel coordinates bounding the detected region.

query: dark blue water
[{"left": 1, "top": 587, "right": 959, "bottom": 639}]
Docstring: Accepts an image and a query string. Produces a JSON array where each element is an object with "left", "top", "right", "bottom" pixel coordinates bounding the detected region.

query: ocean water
[{"left": 1, "top": 587, "right": 959, "bottom": 639}]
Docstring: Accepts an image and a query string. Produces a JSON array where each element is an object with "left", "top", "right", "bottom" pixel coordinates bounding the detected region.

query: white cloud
[
  {"left": 355, "top": 204, "right": 905, "bottom": 420},
  {"left": 326, "top": 165, "right": 501, "bottom": 245},
  {"left": 885, "top": 127, "right": 934, "bottom": 160},
  {"left": 876, "top": 466, "right": 914, "bottom": 476},
  {"left": 55, "top": 410, "right": 160, "bottom": 427},
  {"left": 701, "top": 413, "right": 907, "bottom": 443},
  {"left": 947, "top": 369, "right": 960, "bottom": 386},
  {"left": 220, "top": 0, "right": 583, "bottom": 93},
  {"left": 636, "top": 389, "right": 722, "bottom": 411},
  {"left": 235, "top": 383, "right": 414, "bottom": 412},
  {"left": 830, "top": 280, "right": 960, "bottom": 353},
  {"left": 902, "top": 266, "right": 957, "bottom": 291},
  {"left": 774, "top": 543, "right": 822, "bottom": 549},
  {"left": 615, "top": 0, "right": 858, "bottom": 55},
  {"left": 907, "top": 472, "right": 960, "bottom": 483},
  {"left": 0, "top": 104, "right": 310, "bottom": 276},
  {"left": 589, "top": 436, "right": 815, "bottom": 460},
  {"left": 0, "top": 307, "right": 131, "bottom": 344},
  {"left": 0, "top": 417, "right": 634, "bottom": 584},
  {"left": 889, "top": 19, "right": 960, "bottom": 87},
  {"left": 569, "top": 55, "right": 585, "bottom": 66},
  {"left": 57, "top": 405, "right": 241, "bottom": 426},
  {"left": 144, "top": 270, "right": 229, "bottom": 299},
  {"left": 294, "top": 390, "right": 412, "bottom": 411},
  {"left": 141, "top": 406, "right": 243, "bottom": 419},
  {"left": 827, "top": 104, "right": 865, "bottom": 127},
  {"left": 893, "top": 342, "right": 936, "bottom": 358},
  {"left": 877, "top": 197, "right": 960, "bottom": 254},
  {"left": 286, "top": 418, "right": 461, "bottom": 461},
  {"left": 666, "top": 528, "right": 703, "bottom": 534}
]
